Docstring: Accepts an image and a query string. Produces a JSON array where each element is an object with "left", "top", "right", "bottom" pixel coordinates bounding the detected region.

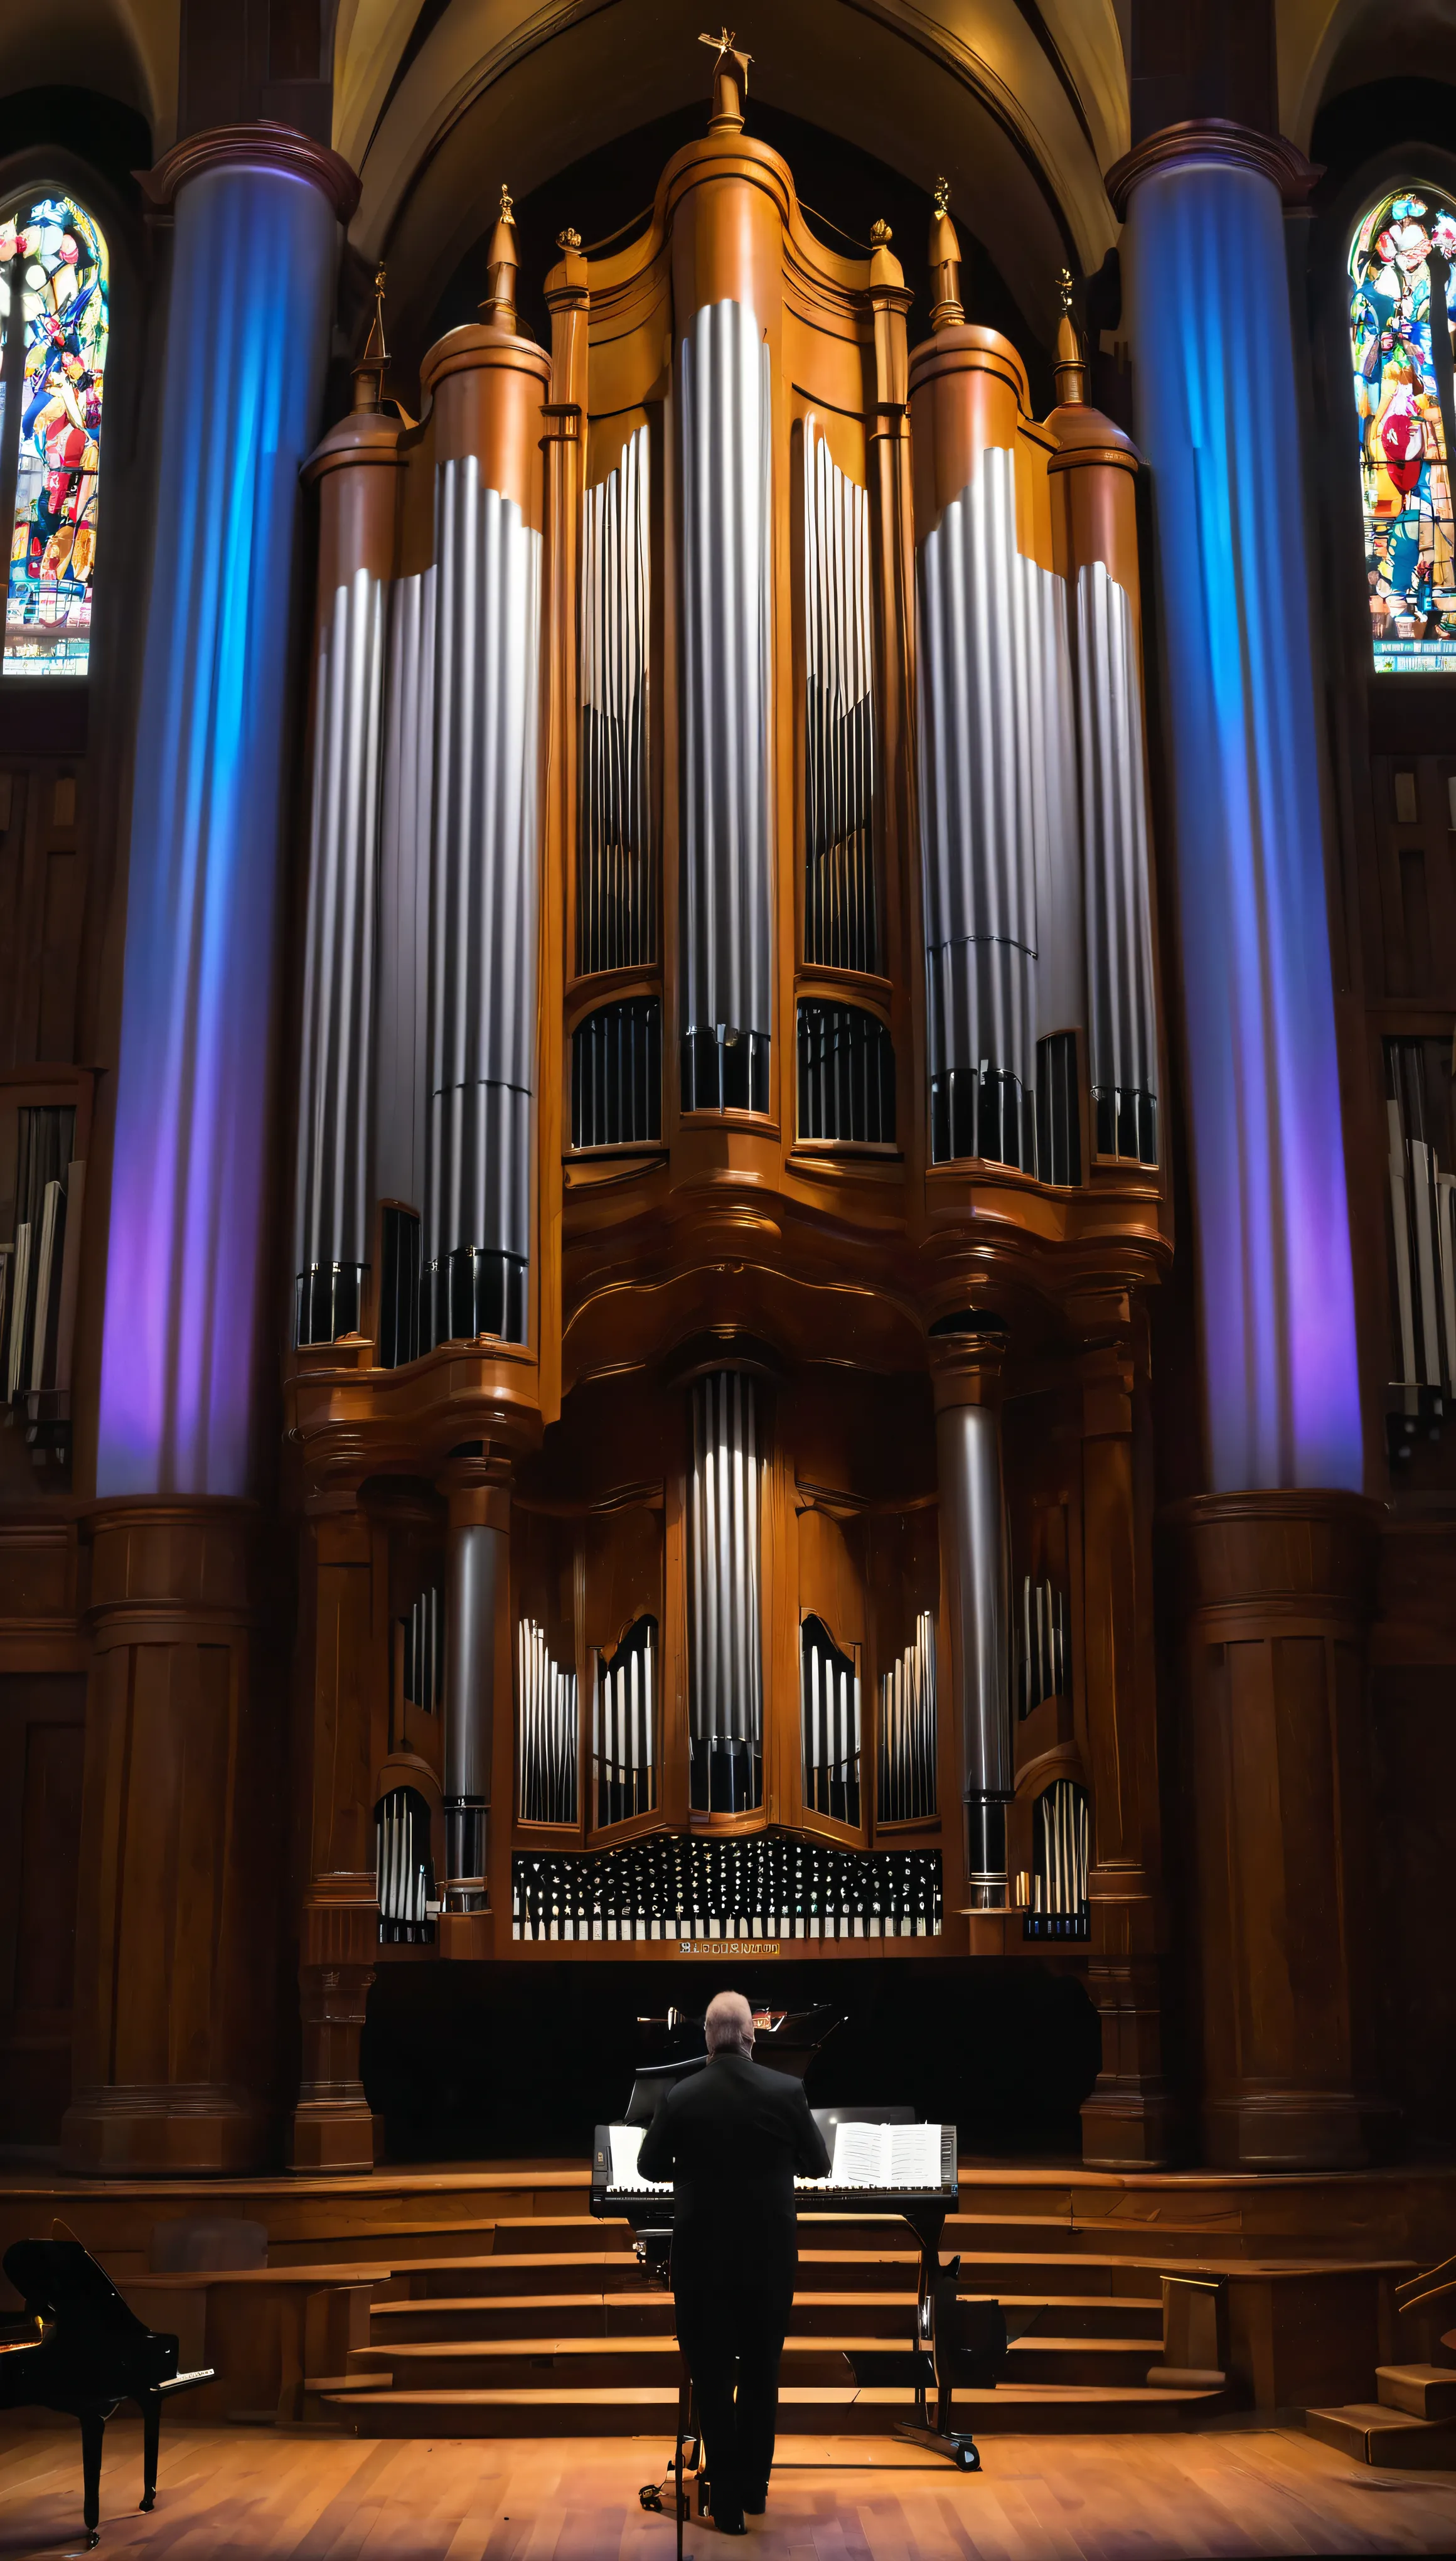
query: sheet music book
[
  {"left": 827, "top": 2119, "right": 943, "bottom": 2190},
  {"left": 608, "top": 2123, "right": 671, "bottom": 2192}
]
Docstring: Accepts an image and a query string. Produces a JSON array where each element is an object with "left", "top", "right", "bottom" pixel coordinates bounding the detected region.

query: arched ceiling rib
[
  {"left": 337, "top": 0, "right": 1123, "bottom": 343},
  {"left": 0, "top": 0, "right": 178, "bottom": 147}
]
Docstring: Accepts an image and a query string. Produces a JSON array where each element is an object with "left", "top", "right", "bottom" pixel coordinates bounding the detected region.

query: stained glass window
[
  {"left": 0, "top": 195, "right": 109, "bottom": 677},
  {"left": 1350, "top": 187, "right": 1456, "bottom": 673}
]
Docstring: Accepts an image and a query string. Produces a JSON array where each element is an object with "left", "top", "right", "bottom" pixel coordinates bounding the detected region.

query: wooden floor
[{"left": 6, "top": 2424, "right": 1456, "bottom": 2558}]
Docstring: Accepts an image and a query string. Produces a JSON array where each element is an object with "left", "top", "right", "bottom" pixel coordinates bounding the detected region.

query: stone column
[
  {"left": 1109, "top": 123, "right": 1362, "bottom": 1496},
  {"left": 290, "top": 1493, "right": 385, "bottom": 2172},
  {"left": 1110, "top": 120, "right": 1380, "bottom": 2163},
  {"left": 1172, "top": 1493, "right": 1390, "bottom": 2167},
  {"left": 64, "top": 1504, "right": 274, "bottom": 2171},
  {"left": 72, "top": 127, "right": 357, "bottom": 2173},
  {"left": 1072, "top": 1291, "right": 1171, "bottom": 2169}
]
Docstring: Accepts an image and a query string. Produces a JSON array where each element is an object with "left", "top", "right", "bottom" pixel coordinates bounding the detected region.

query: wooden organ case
[{"left": 285, "top": 51, "right": 1170, "bottom": 2173}]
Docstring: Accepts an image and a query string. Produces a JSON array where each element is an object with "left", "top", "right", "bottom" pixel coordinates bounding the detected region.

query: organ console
[{"left": 286, "top": 33, "right": 1168, "bottom": 2168}]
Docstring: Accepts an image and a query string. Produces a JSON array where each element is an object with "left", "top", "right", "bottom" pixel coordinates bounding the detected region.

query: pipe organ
[{"left": 286, "top": 45, "right": 1166, "bottom": 2068}]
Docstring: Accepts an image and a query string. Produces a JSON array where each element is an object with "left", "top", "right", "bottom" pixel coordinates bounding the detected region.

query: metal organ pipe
[
  {"left": 803, "top": 416, "right": 875, "bottom": 973},
  {"left": 877, "top": 1609, "right": 938, "bottom": 1823},
  {"left": 916, "top": 444, "right": 1079, "bottom": 1171},
  {"left": 419, "top": 315, "right": 549, "bottom": 1351},
  {"left": 373, "top": 566, "right": 437, "bottom": 1224},
  {"left": 673, "top": 137, "right": 781, "bottom": 1117},
  {"left": 517, "top": 1619, "right": 578, "bottom": 1826},
  {"left": 911, "top": 205, "right": 1082, "bottom": 1179},
  {"left": 442, "top": 1471, "right": 508, "bottom": 1910},
  {"left": 1075, "top": 563, "right": 1159, "bottom": 1162},
  {"left": 595, "top": 1617, "right": 657, "bottom": 1825},
  {"left": 294, "top": 561, "right": 386, "bottom": 1346},
  {"left": 579, "top": 424, "right": 653, "bottom": 973},
  {"left": 688, "top": 1370, "right": 764, "bottom": 1812},
  {"left": 933, "top": 1345, "right": 1013, "bottom": 1906},
  {"left": 1046, "top": 348, "right": 1159, "bottom": 1168},
  {"left": 292, "top": 377, "right": 402, "bottom": 1350}
]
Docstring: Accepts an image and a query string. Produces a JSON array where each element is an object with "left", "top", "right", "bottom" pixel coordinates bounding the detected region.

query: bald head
[{"left": 704, "top": 1990, "right": 755, "bottom": 2058}]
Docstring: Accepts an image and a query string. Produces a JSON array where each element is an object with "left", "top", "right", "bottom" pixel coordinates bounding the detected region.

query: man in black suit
[{"left": 638, "top": 1989, "right": 832, "bottom": 2534}]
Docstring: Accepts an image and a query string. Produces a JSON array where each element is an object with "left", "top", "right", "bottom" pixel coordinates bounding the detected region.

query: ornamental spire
[
  {"left": 928, "top": 176, "right": 963, "bottom": 331},
  {"left": 480, "top": 182, "right": 520, "bottom": 333},
  {"left": 700, "top": 25, "right": 752, "bottom": 131},
  {"left": 1054, "top": 266, "right": 1087, "bottom": 407},
  {"left": 351, "top": 262, "right": 389, "bottom": 410}
]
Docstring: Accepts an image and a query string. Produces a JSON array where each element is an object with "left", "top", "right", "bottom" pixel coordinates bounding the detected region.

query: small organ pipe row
[
  {"left": 594, "top": 1615, "right": 657, "bottom": 1826},
  {"left": 571, "top": 997, "right": 662, "bottom": 1149},
  {"left": 688, "top": 1369, "right": 764, "bottom": 1811},
  {"left": 803, "top": 416, "right": 876, "bottom": 972},
  {"left": 294, "top": 565, "right": 384, "bottom": 1344},
  {"left": 513, "top": 1839, "right": 943, "bottom": 1940},
  {"left": 376, "top": 1785, "right": 436, "bottom": 1943},
  {"left": 579, "top": 424, "right": 654, "bottom": 973},
  {"left": 877, "top": 1609, "right": 938, "bottom": 1822},
  {"left": 517, "top": 1618, "right": 579, "bottom": 1825},
  {"left": 1019, "top": 1574, "right": 1069, "bottom": 1719},
  {"left": 796, "top": 1001, "right": 895, "bottom": 1145},
  {"left": 1, "top": 1104, "right": 80, "bottom": 1412},
  {"left": 402, "top": 1582, "right": 444, "bottom": 1714},
  {"left": 800, "top": 1614, "right": 861, "bottom": 1825},
  {"left": 678, "top": 300, "right": 774, "bottom": 1114},
  {"left": 1033, "top": 1777, "right": 1089, "bottom": 1915},
  {"left": 1385, "top": 1037, "right": 1456, "bottom": 1417}
]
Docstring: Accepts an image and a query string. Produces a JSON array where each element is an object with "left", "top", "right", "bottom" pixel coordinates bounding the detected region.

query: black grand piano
[
  {"left": 592, "top": 2044, "right": 1027, "bottom": 2472},
  {"left": 0, "top": 2231, "right": 213, "bottom": 2545}
]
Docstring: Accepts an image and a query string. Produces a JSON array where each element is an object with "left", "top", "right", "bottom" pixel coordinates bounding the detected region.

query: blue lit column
[
  {"left": 1113, "top": 126, "right": 1384, "bottom": 2169},
  {"left": 97, "top": 129, "right": 356, "bottom": 1495},
  {"left": 1116, "top": 128, "right": 1361, "bottom": 1493},
  {"left": 65, "top": 129, "right": 358, "bottom": 2176}
]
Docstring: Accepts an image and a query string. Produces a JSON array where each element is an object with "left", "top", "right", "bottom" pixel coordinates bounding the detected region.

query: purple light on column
[
  {"left": 1125, "top": 156, "right": 1363, "bottom": 1491},
  {"left": 97, "top": 160, "right": 336, "bottom": 1494}
]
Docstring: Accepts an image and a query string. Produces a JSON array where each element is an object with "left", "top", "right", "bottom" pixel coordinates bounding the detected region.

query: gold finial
[
  {"left": 481, "top": 183, "right": 520, "bottom": 333},
  {"left": 1053, "top": 266, "right": 1086, "bottom": 407},
  {"left": 700, "top": 24, "right": 752, "bottom": 130},
  {"left": 870, "top": 218, "right": 892, "bottom": 247},
  {"left": 557, "top": 226, "right": 582, "bottom": 252},
  {"left": 351, "top": 260, "right": 389, "bottom": 409},
  {"left": 928, "top": 176, "right": 963, "bottom": 331}
]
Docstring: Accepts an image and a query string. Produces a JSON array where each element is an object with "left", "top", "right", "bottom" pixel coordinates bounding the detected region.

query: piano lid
[{"left": 4, "top": 2238, "right": 154, "bottom": 2338}]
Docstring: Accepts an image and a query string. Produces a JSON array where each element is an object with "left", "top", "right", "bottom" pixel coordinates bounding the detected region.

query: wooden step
[
  {"left": 321, "top": 2378, "right": 1223, "bottom": 2439},
  {"left": 1377, "top": 2365, "right": 1456, "bottom": 2422},
  {"left": 368, "top": 2287, "right": 1164, "bottom": 2346},
  {"left": 395, "top": 2250, "right": 646, "bottom": 2298},
  {"left": 1307, "top": 2402, "right": 1456, "bottom": 2466},
  {"left": 387, "top": 2245, "right": 1170, "bottom": 2300},
  {"left": 345, "top": 2329, "right": 1161, "bottom": 2393},
  {"left": 799, "top": 2248, "right": 1165, "bottom": 2297}
]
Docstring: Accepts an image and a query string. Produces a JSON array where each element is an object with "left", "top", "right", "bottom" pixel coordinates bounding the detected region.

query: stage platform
[
  {"left": 5, "top": 2421, "right": 1456, "bottom": 2558},
  {"left": 1, "top": 2159, "right": 1453, "bottom": 2442}
]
